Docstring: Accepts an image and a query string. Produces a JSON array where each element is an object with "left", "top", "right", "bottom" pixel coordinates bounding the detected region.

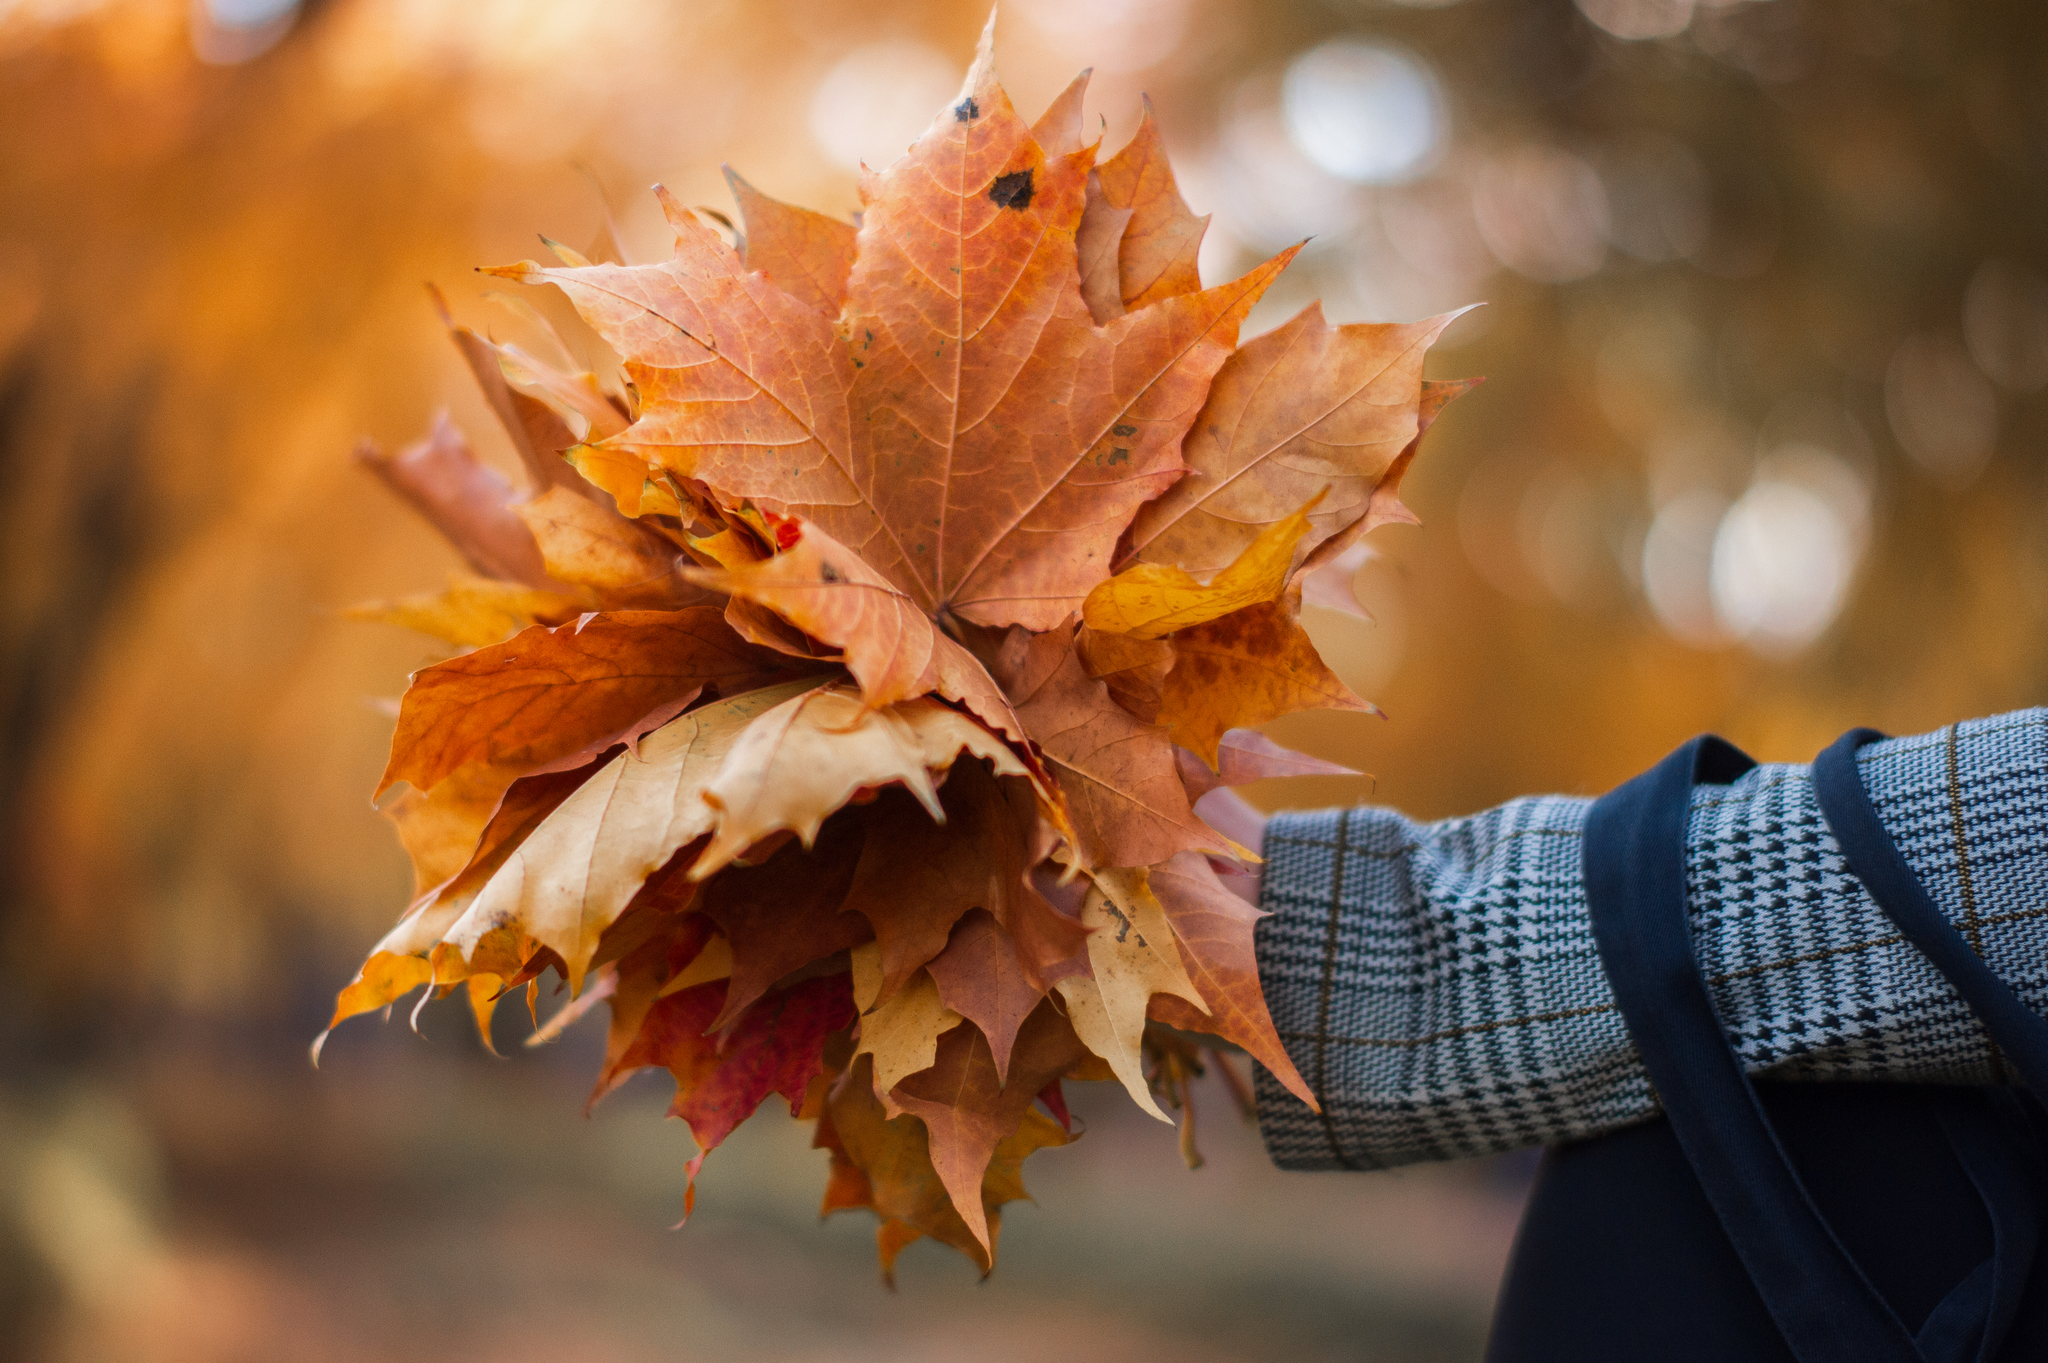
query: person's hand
[{"left": 1192, "top": 787, "right": 1267, "bottom": 906}]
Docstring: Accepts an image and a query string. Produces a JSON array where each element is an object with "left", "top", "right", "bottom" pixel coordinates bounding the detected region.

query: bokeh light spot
[
  {"left": 1471, "top": 145, "right": 1609, "bottom": 282},
  {"left": 1641, "top": 491, "right": 1729, "bottom": 646},
  {"left": 1281, "top": 40, "right": 1445, "bottom": 186},
  {"left": 1709, "top": 480, "right": 1854, "bottom": 656},
  {"left": 1963, "top": 259, "right": 2048, "bottom": 393},
  {"left": 809, "top": 41, "right": 961, "bottom": 174},
  {"left": 1015, "top": 0, "right": 1189, "bottom": 73},
  {"left": 1885, "top": 333, "right": 1998, "bottom": 487},
  {"left": 1574, "top": 0, "right": 1694, "bottom": 42}
]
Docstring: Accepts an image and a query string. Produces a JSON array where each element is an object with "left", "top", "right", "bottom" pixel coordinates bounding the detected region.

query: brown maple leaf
[{"left": 329, "top": 14, "right": 1469, "bottom": 1278}]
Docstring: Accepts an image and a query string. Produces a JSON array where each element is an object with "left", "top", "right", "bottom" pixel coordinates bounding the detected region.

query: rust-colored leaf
[
  {"left": 1000, "top": 621, "right": 1219, "bottom": 868},
  {"left": 513, "top": 484, "right": 698, "bottom": 608},
  {"left": 614, "top": 972, "right": 855, "bottom": 1210},
  {"left": 1288, "top": 374, "right": 1483, "bottom": 583},
  {"left": 888, "top": 1000, "right": 1087, "bottom": 1252},
  {"left": 1126, "top": 305, "right": 1462, "bottom": 578},
  {"left": 1028, "top": 68, "right": 1092, "bottom": 159},
  {"left": 691, "top": 682, "right": 1034, "bottom": 880},
  {"left": 356, "top": 415, "right": 556, "bottom": 590},
  {"left": 437, "top": 296, "right": 589, "bottom": 493},
  {"left": 923, "top": 908, "right": 1045, "bottom": 1083},
  {"left": 436, "top": 678, "right": 817, "bottom": 992},
  {"left": 1090, "top": 99, "right": 1209, "bottom": 314},
  {"left": 1158, "top": 600, "right": 1374, "bottom": 767},
  {"left": 686, "top": 518, "right": 1025, "bottom": 746},
  {"left": 828, "top": 1052, "right": 1069, "bottom": 1278},
  {"left": 697, "top": 817, "right": 870, "bottom": 1030},
  {"left": 838, "top": 759, "right": 1051, "bottom": 1008},
  {"left": 590, "top": 910, "right": 719, "bottom": 1099},
  {"left": 1074, "top": 624, "right": 1174, "bottom": 722},
  {"left": 1174, "top": 729, "right": 1362, "bottom": 802},
  {"left": 368, "top": 758, "right": 601, "bottom": 973},
  {"left": 503, "top": 37, "right": 1295, "bottom": 632},
  {"left": 725, "top": 166, "right": 857, "bottom": 319},
  {"left": 1146, "top": 851, "right": 1316, "bottom": 1107},
  {"left": 378, "top": 758, "right": 520, "bottom": 901},
  {"left": 1074, "top": 170, "right": 1135, "bottom": 326},
  {"left": 379, "top": 607, "right": 789, "bottom": 797}
]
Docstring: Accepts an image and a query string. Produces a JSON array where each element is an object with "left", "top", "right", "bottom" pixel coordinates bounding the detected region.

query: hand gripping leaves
[{"left": 328, "top": 20, "right": 1472, "bottom": 1280}]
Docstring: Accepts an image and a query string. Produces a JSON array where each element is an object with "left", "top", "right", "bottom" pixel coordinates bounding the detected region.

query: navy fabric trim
[
  {"left": 1814, "top": 727, "right": 2048, "bottom": 1362},
  {"left": 1585, "top": 735, "right": 1921, "bottom": 1363},
  {"left": 1814, "top": 729, "right": 2048, "bottom": 1097}
]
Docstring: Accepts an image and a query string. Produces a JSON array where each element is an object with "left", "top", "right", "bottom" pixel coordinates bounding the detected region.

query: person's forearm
[{"left": 1250, "top": 710, "right": 2048, "bottom": 1172}]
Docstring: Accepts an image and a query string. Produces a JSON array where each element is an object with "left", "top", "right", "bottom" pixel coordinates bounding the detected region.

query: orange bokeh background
[{"left": 0, "top": 0, "right": 2041, "bottom": 1358}]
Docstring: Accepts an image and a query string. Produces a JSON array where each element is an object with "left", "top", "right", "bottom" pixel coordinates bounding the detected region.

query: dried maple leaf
[
  {"left": 1000, "top": 620, "right": 1221, "bottom": 868},
  {"left": 611, "top": 971, "right": 855, "bottom": 1214},
  {"left": 330, "top": 15, "right": 1469, "bottom": 1279},
  {"left": 1053, "top": 866, "right": 1207, "bottom": 1121},
  {"left": 850, "top": 962, "right": 964, "bottom": 1099},
  {"left": 1145, "top": 851, "right": 1313, "bottom": 1105},
  {"left": 1175, "top": 729, "right": 1363, "bottom": 802},
  {"left": 1123, "top": 307, "right": 1467, "bottom": 578},
  {"left": 356, "top": 415, "right": 560, "bottom": 591},
  {"left": 1082, "top": 491, "right": 1325, "bottom": 639},
  {"left": 490, "top": 51, "right": 1293, "bottom": 633},
  {"left": 378, "top": 607, "right": 793, "bottom": 798},
  {"left": 345, "top": 571, "right": 587, "bottom": 650},
  {"left": 888, "top": 1001, "right": 1087, "bottom": 1253},
  {"left": 1157, "top": 600, "right": 1375, "bottom": 767}
]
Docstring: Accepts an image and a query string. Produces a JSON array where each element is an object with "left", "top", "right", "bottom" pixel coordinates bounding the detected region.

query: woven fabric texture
[{"left": 1252, "top": 710, "right": 2048, "bottom": 1171}]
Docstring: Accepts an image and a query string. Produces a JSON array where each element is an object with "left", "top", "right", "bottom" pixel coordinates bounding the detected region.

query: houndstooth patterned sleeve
[{"left": 1251, "top": 709, "right": 2048, "bottom": 1171}]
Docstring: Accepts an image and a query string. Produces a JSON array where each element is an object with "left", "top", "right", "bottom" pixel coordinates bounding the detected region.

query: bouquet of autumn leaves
[{"left": 327, "top": 29, "right": 1469, "bottom": 1278}]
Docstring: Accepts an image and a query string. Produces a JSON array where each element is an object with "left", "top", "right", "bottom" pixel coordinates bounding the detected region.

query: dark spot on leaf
[
  {"left": 1112, "top": 423, "right": 1137, "bottom": 437},
  {"left": 954, "top": 97, "right": 979, "bottom": 122},
  {"left": 853, "top": 359, "right": 864, "bottom": 369},
  {"left": 1106, "top": 446, "right": 1130, "bottom": 466},
  {"left": 1105, "top": 903, "right": 1133, "bottom": 943},
  {"left": 819, "top": 562, "right": 845, "bottom": 583},
  {"left": 988, "top": 169, "right": 1035, "bottom": 211}
]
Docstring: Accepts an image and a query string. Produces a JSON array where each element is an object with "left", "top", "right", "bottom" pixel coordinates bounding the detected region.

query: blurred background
[{"left": 1, "top": 0, "right": 2044, "bottom": 1357}]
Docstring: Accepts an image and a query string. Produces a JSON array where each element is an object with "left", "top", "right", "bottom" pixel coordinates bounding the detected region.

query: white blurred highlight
[
  {"left": 1014, "top": 0, "right": 1189, "bottom": 73},
  {"left": 808, "top": 41, "right": 961, "bottom": 174},
  {"left": 192, "top": 0, "right": 299, "bottom": 63},
  {"left": 1641, "top": 491, "right": 1729, "bottom": 645},
  {"left": 1193, "top": 76, "right": 1362, "bottom": 252},
  {"left": 1709, "top": 478, "right": 1854, "bottom": 656},
  {"left": 1574, "top": 0, "right": 1694, "bottom": 41},
  {"left": 1281, "top": 40, "right": 1446, "bottom": 186}
]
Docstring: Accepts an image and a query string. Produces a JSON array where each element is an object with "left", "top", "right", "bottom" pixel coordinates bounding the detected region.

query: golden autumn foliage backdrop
[{"left": 0, "top": 0, "right": 2044, "bottom": 1359}]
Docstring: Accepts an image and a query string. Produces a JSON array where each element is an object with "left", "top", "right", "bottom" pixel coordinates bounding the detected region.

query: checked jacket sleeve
[{"left": 1250, "top": 709, "right": 2048, "bottom": 1172}]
